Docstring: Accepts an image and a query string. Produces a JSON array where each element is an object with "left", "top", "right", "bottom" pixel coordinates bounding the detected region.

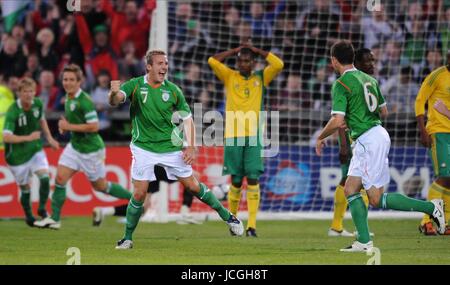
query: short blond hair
[
  {"left": 18, "top": 77, "right": 36, "bottom": 92},
  {"left": 145, "top": 49, "right": 166, "bottom": 65},
  {"left": 62, "top": 64, "right": 83, "bottom": 81}
]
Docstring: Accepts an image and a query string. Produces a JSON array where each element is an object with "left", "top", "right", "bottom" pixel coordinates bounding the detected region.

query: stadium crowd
[{"left": 0, "top": 0, "right": 449, "bottom": 143}]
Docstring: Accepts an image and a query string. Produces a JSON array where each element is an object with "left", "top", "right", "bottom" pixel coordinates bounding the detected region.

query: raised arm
[
  {"left": 210, "top": 46, "right": 242, "bottom": 62},
  {"left": 109, "top": 80, "right": 125, "bottom": 107}
]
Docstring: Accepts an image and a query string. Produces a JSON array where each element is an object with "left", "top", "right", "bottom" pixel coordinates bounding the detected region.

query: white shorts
[
  {"left": 8, "top": 151, "right": 49, "bottom": 185},
  {"left": 348, "top": 125, "right": 391, "bottom": 190},
  {"left": 130, "top": 143, "right": 192, "bottom": 181},
  {"left": 58, "top": 143, "right": 106, "bottom": 181}
]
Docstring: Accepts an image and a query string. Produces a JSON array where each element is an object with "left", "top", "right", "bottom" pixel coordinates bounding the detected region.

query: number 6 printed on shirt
[{"left": 363, "top": 82, "right": 378, "bottom": 112}]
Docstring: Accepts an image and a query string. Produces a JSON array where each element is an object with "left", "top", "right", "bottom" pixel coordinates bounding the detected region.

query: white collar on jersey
[
  {"left": 16, "top": 99, "right": 22, "bottom": 109},
  {"left": 342, "top": 66, "right": 358, "bottom": 75},
  {"left": 144, "top": 74, "right": 165, "bottom": 86},
  {"left": 74, "top": 88, "right": 82, "bottom": 98}
]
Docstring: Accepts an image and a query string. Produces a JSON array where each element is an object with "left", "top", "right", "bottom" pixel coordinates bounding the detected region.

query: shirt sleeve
[
  {"left": 119, "top": 79, "right": 138, "bottom": 103},
  {"left": 208, "top": 57, "right": 233, "bottom": 83},
  {"left": 331, "top": 81, "right": 348, "bottom": 116},
  {"left": 375, "top": 82, "right": 386, "bottom": 108},
  {"left": 263, "top": 52, "right": 284, "bottom": 87},
  {"left": 3, "top": 107, "right": 17, "bottom": 135},
  {"left": 415, "top": 71, "right": 437, "bottom": 116},
  {"left": 82, "top": 97, "right": 99, "bottom": 123},
  {"left": 173, "top": 84, "right": 192, "bottom": 120}
]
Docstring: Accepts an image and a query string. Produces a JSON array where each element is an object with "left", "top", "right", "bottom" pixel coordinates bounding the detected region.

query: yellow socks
[
  {"left": 361, "top": 189, "right": 369, "bottom": 208},
  {"left": 228, "top": 185, "right": 242, "bottom": 216},
  {"left": 441, "top": 185, "right": 450, "bottom": 225},
  {"left": 246, "top": 184, "right": 260, "bottom": 229},
  {"left": 331, "top": 184, "right": 347, "bottom": 231}
]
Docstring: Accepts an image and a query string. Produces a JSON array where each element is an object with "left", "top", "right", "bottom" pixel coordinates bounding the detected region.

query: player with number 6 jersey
[{"left": 315, "top": 41, "right": 446, "bottom": 252}]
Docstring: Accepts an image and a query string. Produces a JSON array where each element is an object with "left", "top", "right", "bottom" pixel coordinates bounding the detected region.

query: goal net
[{"left": 156, "top": 0, "right": 447, "bottom": 220}]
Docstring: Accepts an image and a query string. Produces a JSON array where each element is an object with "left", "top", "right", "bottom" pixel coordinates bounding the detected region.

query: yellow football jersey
[
  {"left": 415, "top": 66, "right": 450, "bottom": 134},
  {"left": 0, "top": 85, "right": 15, "bottom": 150},
  {"left": 208, "top": 53, "right": 284, "bottom": 138}
]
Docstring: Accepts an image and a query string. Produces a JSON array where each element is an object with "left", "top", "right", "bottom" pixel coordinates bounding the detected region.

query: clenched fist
[{"left": 110, "top": 80, "right": 121, "bottom": 94}]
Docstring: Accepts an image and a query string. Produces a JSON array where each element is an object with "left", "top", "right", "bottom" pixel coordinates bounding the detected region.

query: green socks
[
  {"left": 38, "top": 175, "right": 50, "bottom": 212},
  {"left": 196, "top": 183, "right": 231, "bottom": 221},
  {"left": 124, "top": 197, "right": 144, "bottom": 240},
  {"left": 51, "top": 184, "right": 66, "bottom": 222},
  {"left": 347, "top": 193, "right": 371, "bottom": 243},
  {"left": 107, "top": 183, "right": 132, "bottom": 200},
  {"left": 378, "top": 193, "right": 434, "bottom": 215},
  {"left": 19, "top": 188, "right": 34, "bottom": 220}
]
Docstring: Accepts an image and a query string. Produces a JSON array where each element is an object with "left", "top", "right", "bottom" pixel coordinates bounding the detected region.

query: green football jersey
[
  {"left": 3, "top": 98, "right": 44, "bottom": 166},
  {"left": 331, "top": 69, "right": 386, "bottom": 140},
  {"left": 65, "top": 89, "right": 104, "bottom": 153},
  {"left": 120, "top": 76, "right": 191, "bottom": 153}
]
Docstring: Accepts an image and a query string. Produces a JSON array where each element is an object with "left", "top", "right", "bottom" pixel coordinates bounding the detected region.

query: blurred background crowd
[{"left": 0, "top": 0, "right": 449, "bottom": 144}]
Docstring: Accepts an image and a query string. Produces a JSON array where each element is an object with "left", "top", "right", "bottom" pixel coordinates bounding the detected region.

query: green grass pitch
[{"left": 0, "top": 217, "right": 448, "bottom": 265}]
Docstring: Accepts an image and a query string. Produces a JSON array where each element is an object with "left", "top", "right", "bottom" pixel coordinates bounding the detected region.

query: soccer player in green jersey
[
  {"left": 34, "top": 64, "right": 132, "bottom": 230},
  {"left": 315, "top": 41, "right": 446, "bottom": 252},
  {"left": 328, "top": 48, "right": 374, "bottom": 237},
  {"left": 109, "top": 49, "right": 244, "bottom": 249},
  {"left": 3, "top": 78, "right": 59, "bottom": 226}
]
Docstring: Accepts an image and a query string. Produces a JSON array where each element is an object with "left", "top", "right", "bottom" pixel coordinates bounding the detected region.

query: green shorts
[
  {"left": 223, "top": 137, "right": 264, "bottom": 179},
  {"left": 430, "top": 133, "right": 450, "bottom": 177}
]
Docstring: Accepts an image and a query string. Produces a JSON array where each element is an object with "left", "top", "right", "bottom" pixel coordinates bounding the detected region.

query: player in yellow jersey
[
  {"left": 415, "top": 50, "right": 450, "bottom": 235},
  {"left": 0, "top": 80, "right": 15, "bottom": 150},
  {"left": 208, "top": 41, "right": 283, "bottom": 237}
]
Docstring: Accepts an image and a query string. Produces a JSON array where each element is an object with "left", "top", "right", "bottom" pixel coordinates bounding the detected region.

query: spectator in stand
[
  {"left": 360, "top": 3, "right": 403, "bottom": 50},
  {"left": 308, "top": 59, "right": 333, "bottom": 111},
  {"left": 91, "top": 70, "right": 112, "bottom": 136},
  {"left": 210, "top": 6, "right": 241, "bottom": 52},
  {"left": 25, "top": 53, "right": 41, "bottom": 82},
  {"left": 37, "top": 70, "right": 59, "bottom": 111},
  {"left": 418, "top": 49, "right": 443, "bottom": 82},
  {"left": 438, "top": 6, "right": 450, "bottom": 59},
  {"left": 117, "top": 41, "right": 145, "bottom": 80},
  {"left": 11, "top": 24, "right": 29, "bottom": 57},
  {"left": 36, "top": 28, "right": 59, "bottom": 72},
  {"left": 243, "top": 0, "right": 286, "bottom": 47},
  {"left": 378, "top": 40, "right": 402, "bottom": 84},
  {"left": 276, "top": 72, "right": 306, "bottom": 143},
  {"left": 171, "top": 2, "right": 193, "bottom": 47},
  {"left": 100, "top": 0, "right": 156, "bottom": 58},
  {"left": 381, "top": 66, "right": 419, "bottom": 114},
  {"left": 171, "top": 19, "right": 214, "bottom": 71},
  {"left": 74, "top": 17, "right": 119, "bottom": 87},
  {"left": 178, "top": 63, "right": 210, "bottom": 108},
  {"left": 301, "top": 0, "right": 340, "bottom": 80},
  {"left": 0, "top": 36, "right": 27, "bottom": 78}
]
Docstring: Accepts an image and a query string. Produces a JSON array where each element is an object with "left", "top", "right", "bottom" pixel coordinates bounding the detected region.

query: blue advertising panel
[{"left": 260, "top": 146, "right": 433, "bottom": 212}]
